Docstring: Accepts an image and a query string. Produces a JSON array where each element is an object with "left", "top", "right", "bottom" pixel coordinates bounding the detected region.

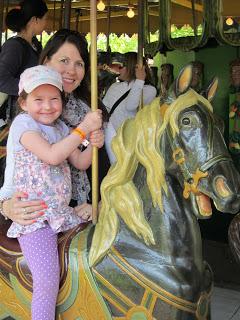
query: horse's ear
[
  {"left": 204, "top": 77, "right": 218, "bottom": 102},
  {"left": 174, "top": 64, "right": 192, "bottom": 97}
]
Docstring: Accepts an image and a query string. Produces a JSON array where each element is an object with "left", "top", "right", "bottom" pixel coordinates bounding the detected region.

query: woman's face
[
  {"left": 118, "top": 66, "right": 129, "bottom": 81},
  {"left": 45, "top": 42, "right": 85, "bottom": 94},
  {"left": 34, "top": 12, "right": 48, "bottom": 35}
]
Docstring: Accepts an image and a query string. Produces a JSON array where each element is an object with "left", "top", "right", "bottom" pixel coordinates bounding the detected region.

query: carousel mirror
[
  {"left": 167, "top": 0, "right": 205, "bottom": 50},
  {"left": 144, "top": 0, "right": 207, "bottom": 54},
  {"left": 218, "top": 0, "right": 240, "bottom": 45},
  {"left": 144, "top": 0, "right": 160, "bottom": 55}
]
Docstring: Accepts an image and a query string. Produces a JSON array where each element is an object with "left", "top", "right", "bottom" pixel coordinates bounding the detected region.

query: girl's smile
[{"left": 20, "top": 84, "right": 62, "bottom": 125}]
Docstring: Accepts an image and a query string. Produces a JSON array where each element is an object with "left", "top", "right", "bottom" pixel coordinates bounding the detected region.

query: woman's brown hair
[{"left": 124, "top": 52, "right": 154, "bottom": 85}]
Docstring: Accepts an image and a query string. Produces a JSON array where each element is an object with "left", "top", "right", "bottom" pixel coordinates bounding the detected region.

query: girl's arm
[
  {"left": 68, "top": 129, "right": 104, "bottom": 170},
  {"left": 21, "top": 130, "right": 85, "bottom": 166},
  {"left": 21, "top": 111, "right": 102, "bottom": 166}
]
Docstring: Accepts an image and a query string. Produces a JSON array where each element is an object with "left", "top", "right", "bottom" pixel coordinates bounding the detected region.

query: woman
[
  {"left": 0, "top": 29, "right": 106, "bottom": 224},
  {"left": 0, "top": 0, "right": 48, "bottom": 100},
  {"left": 0, "top": 0, "right": 48, "bottom": 185},
  {"left": 103, "top": 52, "right": 157, "bottom": 163}
]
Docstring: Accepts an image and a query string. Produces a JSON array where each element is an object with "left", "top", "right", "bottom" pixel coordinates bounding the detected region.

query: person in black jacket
[{"left": 0, "top": 0, "right": 48, "bottom": 104}]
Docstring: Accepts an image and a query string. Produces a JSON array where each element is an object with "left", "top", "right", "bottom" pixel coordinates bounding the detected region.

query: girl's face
[
  {"left": 45, "top": 42, "right": 85, "bottom": 94},
  {"left": 20, "top": 84, "right": 62, "bottom": 126}
]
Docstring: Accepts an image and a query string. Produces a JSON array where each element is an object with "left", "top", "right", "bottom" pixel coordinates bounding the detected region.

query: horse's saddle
[{"left": 0, "top": 215, "right": 89, "bottom": 291}]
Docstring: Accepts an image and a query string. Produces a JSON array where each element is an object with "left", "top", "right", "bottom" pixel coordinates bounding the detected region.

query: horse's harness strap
[
  {"left": 95, "top": 247, "right": 211, "bottom": 317},
  {"left": 200, "top": 155, "right": 232, "bottom": 172}
]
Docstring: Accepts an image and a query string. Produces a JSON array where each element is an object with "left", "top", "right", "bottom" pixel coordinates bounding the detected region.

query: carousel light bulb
[
  {"left": 127, "top": 7, "right": 135, "bottom": 18},
  {"left": 226, "top": 17, "right": 234, "bottom": 26},
  {"left": 97, "top": 0, "right": 106, "bottom": 11}
]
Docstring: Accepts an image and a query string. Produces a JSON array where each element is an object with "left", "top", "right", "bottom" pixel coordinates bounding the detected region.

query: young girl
[
  {"left": 0, "top": 0, "right": 48, "bottom": 185},
  {"left": 7, "top": 65, "right": 102, "bottom": 320}
]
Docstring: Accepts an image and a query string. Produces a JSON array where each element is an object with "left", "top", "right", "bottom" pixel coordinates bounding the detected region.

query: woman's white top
[{"left": 102, "top": 79, "right": 157, "bottom": 131}]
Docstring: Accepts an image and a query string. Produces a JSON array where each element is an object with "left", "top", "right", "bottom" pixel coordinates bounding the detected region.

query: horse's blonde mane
[{"left": 89, "top": 90, "right": 213, "bottom": 266}]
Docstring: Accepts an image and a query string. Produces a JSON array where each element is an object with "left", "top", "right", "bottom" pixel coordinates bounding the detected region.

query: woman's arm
[
  {"left": 2, "top": 192, "right": 45, "bottom": 225},
  {"left": 142, "top": 85, "right": 157, "bottom": 105},
  {"left": 68, "top": 146, "right": 92, "bottom": 170},
  {"left": 124, "top": 65, "right": 157, "bottom": 111}
]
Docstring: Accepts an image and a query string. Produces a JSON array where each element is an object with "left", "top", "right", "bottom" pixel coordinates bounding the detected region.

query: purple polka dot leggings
[{"left": 18, "top": 225, "right": 60, "bottom": 320}]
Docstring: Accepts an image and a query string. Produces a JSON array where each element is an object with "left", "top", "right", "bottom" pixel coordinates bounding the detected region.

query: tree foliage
[{"left": 3, "top": 24, "right": 202, "bottom": 52}]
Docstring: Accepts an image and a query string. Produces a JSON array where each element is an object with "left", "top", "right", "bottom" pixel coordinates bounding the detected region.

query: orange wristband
[{"left": 72, "top": 127, "right": 86, "bottom": 140}]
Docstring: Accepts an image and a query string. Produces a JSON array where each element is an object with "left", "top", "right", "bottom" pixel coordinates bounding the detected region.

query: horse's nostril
[{"left": 214, "top": 177, "right": 232, "bottom": 198}]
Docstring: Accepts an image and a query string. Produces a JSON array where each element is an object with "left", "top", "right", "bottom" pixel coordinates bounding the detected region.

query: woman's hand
[
  {"left": 89, "top": 129, "right": 104, "bottom": 148},
  {"left": 135, "top": 64, "right": 146, "bottom": 81},
  {"left": 74, "top": 203, "right": 92, "bottom": 221},
  {"left": 2, "top": 192, "right": 46, "bottom": 225}
]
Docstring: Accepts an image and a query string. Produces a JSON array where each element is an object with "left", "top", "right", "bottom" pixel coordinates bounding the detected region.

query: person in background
[
  {"left": 7, "top": 65, "right": 102, "bottom": 319},
  {"left": 0, "top": 0, "right": 48, "bottom": 111},
  {"left": 159, "top": 63, "right": 174, "bottom": 101},
  {"left": 0, "top": 0, "right": 48, "bottom": 185},
  {"left": 103, "top": 51, "right": 157, "bottom": 164},
  {"left": 190, "top": 60, "right": 204, "bottom": 93},
  {"left": 0, "top": 29, "right": 106, "bottom": 224}
]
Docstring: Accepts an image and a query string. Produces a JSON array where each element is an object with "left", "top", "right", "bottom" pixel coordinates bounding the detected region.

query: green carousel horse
[{"left": 0, "top": 65, "right": 240, "bottom": 320}]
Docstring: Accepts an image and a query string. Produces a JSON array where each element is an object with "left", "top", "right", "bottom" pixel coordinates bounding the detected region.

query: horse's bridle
[{"left": 166, "top": 104, "right": 232, "bottom": 199}]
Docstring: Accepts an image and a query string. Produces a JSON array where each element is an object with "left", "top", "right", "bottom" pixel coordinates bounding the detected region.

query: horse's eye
[{"left": 182, "top": 117, "right": 190, "bottom": 125}]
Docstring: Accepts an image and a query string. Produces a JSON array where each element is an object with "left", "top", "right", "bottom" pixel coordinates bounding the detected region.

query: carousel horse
[
  {"left": 228, "top": 213, "right": 240, "bottom": 265},
  {"left": 1, "top": 65, "right": 240, "bottom": 320}
]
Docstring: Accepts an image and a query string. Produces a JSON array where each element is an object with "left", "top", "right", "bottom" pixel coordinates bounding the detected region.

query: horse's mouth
[
  {"left": 194, "top": 177, "right": 233, "bottom": 217},
  {"left": 196, "top": 193, "right": 212, "bottom": 217}
]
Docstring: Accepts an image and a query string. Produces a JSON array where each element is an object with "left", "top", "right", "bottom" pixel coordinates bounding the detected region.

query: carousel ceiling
[
  {"left": 1, "top": 0, "right": 240, "bottom": 53},
  {"left": 2, "top": 0, "right": 239, "bottom": 35}
]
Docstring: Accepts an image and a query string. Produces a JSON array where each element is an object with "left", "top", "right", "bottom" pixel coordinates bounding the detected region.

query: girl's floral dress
[{"left": 7, "top": 113, "right": 83, "bottom": 238}]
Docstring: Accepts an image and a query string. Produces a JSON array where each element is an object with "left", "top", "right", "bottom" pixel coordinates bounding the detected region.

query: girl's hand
[
  {"left": 2, "top": 192, "right": 46, "bottom": 225},
  {"left": 135, "top": 64, "right": 146, "bottom": 81},
  {"left": 79, "top": 109, "right": 102, "bottom": 134},
  {"left": 90, "top": 129, "right": 104, "bottom": 148},
  {"left": 74, "top": 203, "right": 92, "bottom": 221}
]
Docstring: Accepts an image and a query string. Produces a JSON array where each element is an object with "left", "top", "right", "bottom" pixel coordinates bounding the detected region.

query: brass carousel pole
[
  {"left": 106, "top": 0, "right": 111, "bottom": 51},
  {"left": 64, "top": 0, "right": 71, "bottom": 29},
  {"left": 0, "top": 0, "right": 4, "bottom": 47},
  {"left": 138, "top": 0, "right": 144, "bottom": 109},
  {"left": 90, "top": 0, "right": 98, "bottom": 225}
]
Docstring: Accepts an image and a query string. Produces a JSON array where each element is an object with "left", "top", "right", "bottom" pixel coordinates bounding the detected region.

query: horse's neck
[{"left": 116, "top": 166, "right": 202, "bottom": 266}]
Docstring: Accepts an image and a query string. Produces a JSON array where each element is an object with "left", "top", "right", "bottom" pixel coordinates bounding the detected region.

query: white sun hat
[{"left": 18, "top": 65, "right": 63, "bottom": 95}]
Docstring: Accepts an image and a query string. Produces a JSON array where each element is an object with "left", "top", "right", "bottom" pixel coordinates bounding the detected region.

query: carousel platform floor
[{"left": 211, "top": 286, "right": 240, "bottom": 319}]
